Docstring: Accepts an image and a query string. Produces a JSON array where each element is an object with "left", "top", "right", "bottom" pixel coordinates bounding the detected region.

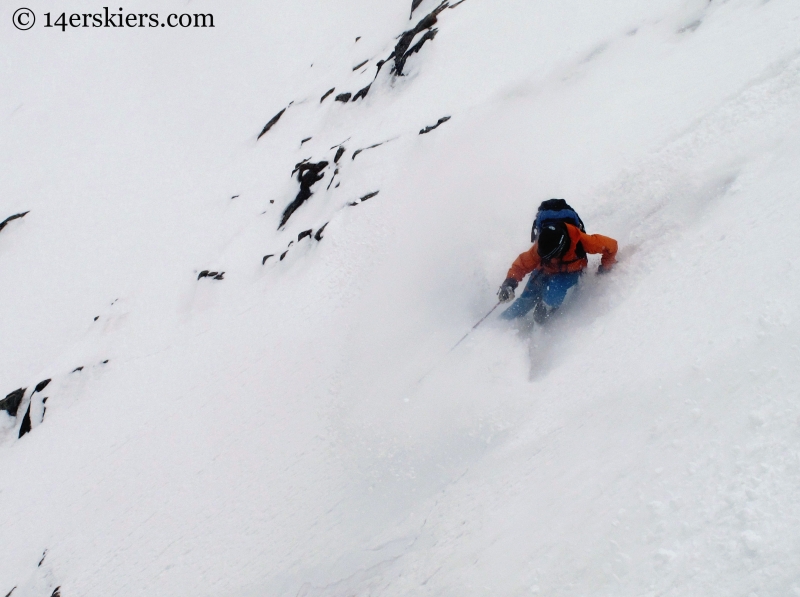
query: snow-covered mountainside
[{"left": 3, "top": 0, "right": 800, "bottom": 594}]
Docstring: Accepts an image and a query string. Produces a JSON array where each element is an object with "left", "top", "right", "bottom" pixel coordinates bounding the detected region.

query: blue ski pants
[{"left": 501, "top": 270, "right": 581, "bottom": 320}]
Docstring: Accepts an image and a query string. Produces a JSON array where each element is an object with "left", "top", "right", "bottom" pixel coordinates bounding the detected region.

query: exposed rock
[
  {"left": 4, "top": 587, "right": 16, "bottom": 597},
  {"left": 18, "top": 404, "right": 32, "bottom": 438},
  {"left": 262, "top": 254, "right": 274, "bottom": 265},
  {"left": 419, "top": 115, "right": 451, "bottom": 134},
  {"left": 404, "top": 29, "right": 438, "bottom": 64},
  {"left": 0, "top": 211, "right": 29, "bottom": 234},
  {"left": 334, "top": 147, "right": 346, "bottom": 163},
  {"left": 320, "top": 88, "right": 335, "bottom": 103},
  {"left": 39, "top": 550, "right": 47, "bottom": 566},
  {"left": 34, "top": 379, "right": 51, "bottom": 393},
  {"left": 352, "top": 142, "right": 385, "bottom": 161},
  {"left": 72, "top": 366, "right": 83, "bottom": 373},
  {"left": 374, "top": 59, "right": 389, "bottom": 79},
  {"left": 94, "top": 316, "right": 99, "bottom": 321},
  {"left": 257, "top": 107, "right": 287, "bottom": 140},
  {"left": 280, "top": 250, "right": 289, "bottom": 261},
  {"left": 314, "top": 223, "right": 329, "bottom": 241},
  {"left": 51, "top": 588, "right": 61, "bottom": 597},
  {"left": 327, "top": 168, "right": 339, "bottom": 190},
  {"left": 411, "top": 0, "right": 425, "bottom": 17},
  {"left": 0, "top": 388, "right": 26, "bottom": 417},
  {"left": 393, "top": 1, "right": 448, "bottom": 76},
  {"left": 231, "top": 195, "right": 239, "bottom": 199},
  {"left": 360, "top": 191, "right": 380, "bottom": 201},
  {"left": 352, "top": 83, "right": 372, "bottom": 102},
  {"left": 335, "top": 92, "right": 352, "bottom": 103},
  {"left": 197, "top": 270, "right": 225, "bottom": 280},
  {"left": 352, "top": 60, "right": 369, "bottom": 71},
  {"left": 300, "top": 137, "right": 312, "bottom": 146},
  {"left": 280, "top": 161, "right": 329, "bottom": 228},
  {"left": 298, "top": 229, "right": 313, "bottom": 241},
  {"left": 353, "top": 58, "right": 389, "bottom": 93}
]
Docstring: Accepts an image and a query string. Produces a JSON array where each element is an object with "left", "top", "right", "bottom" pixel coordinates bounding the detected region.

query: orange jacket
[{"left": 507, "top": 224, "right": 618, "bottom": 281}]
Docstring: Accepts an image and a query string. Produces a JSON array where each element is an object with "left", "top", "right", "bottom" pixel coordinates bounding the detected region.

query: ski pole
[
  {"left": 416, "top": 301, "right": 501, "bottom": 384},
  {"left": 448, "top": 301, "right": 501, "bottom": 353}
]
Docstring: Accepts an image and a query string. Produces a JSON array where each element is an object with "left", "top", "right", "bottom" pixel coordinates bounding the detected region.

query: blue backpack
[{"left": 531, "top": 199, "right": 585, "bottom": 242}]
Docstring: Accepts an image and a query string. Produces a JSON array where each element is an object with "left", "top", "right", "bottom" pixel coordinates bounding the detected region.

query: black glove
[{"left": 497, "top": 277, "right": 518, "bottom": 303}]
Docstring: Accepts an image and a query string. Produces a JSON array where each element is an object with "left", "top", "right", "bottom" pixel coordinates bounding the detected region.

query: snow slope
[{"left": 2, "top": 0, "right": 800, "bottom": 595}]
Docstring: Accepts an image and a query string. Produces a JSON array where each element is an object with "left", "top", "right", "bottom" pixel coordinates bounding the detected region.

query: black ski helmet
[{"left": 537, "top": 222, "right": 569, "bottom": 260}]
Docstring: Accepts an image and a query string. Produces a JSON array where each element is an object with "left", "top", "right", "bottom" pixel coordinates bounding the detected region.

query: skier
[{"left": 497, "top": 199, "right": 618, "bottom": 323}]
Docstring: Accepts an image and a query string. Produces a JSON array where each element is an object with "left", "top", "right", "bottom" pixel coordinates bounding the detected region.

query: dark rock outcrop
[
  {"left": 0, "top": 388, "right": 26, "bottom": 417},
  {"left": 352, "top": 84, "right": 372, "bottom": 102},
  {"left": 257, "top": 107, "right": 287, "bottom": 140},
  {"left": 360, "top": 191, "right": 380, "bottom": 202},
  {"left": 335, "top": 92, "right": 352, "bottom": 103},
  {"left": 298, "top": 229, "right": 313, "bottom": 241},
  {"left": 393, "top": 1, "right": 448, "bottom": 76},
  {"left": 262, "top": 254, "right": 274, "bottom": 265},
  {"left": 34, "top": 382, "right": 51, "bottom": 426},
  {"left": 419, "top": 115, "right": 451, "bottom": 134},
  {"left": 352, "top": 142, "right": 385, "bottom": 161},
  {"left": 327, "top": 168, "right": 339, "bottom": 190},
  {"left": 404, "top": 29, "right": 438, "bottom": 66},
  {"left": 198, "top": 271, "right": 225, "bottom": 280},
  {"left": 320, "top": 88, "right": 335, "bottom": 103},
  {"left": 280, "top": 161, "right": 328, "bottom": 228},
  {"left": 314, "top": 223, "right": 329, "bottom": 241},
  {"left": 18, "top": 404, "right": 32, "bottom": 438},
  {"left": 0, "top": 211, "right": 29, "bottom": 234}
]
